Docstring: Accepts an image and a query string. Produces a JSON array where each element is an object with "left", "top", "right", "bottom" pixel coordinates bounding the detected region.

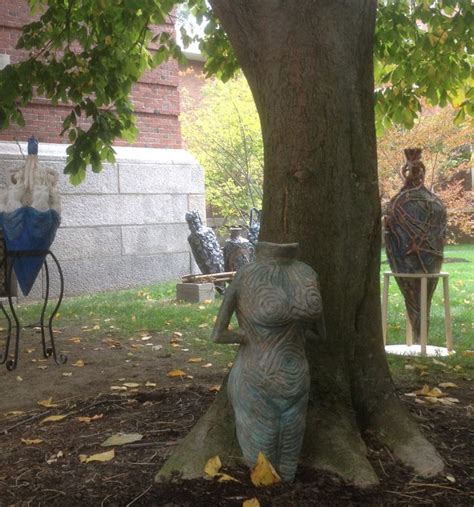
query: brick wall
[{"left": 0, "top": 0, "right": 182, "bottom": 149}]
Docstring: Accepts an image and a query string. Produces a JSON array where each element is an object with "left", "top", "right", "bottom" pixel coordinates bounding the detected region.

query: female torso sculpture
[{"left": 212, "top": 242, "right": 322, "bottom": 482}]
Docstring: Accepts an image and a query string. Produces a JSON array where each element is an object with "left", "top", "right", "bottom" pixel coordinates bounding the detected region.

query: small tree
[{"left": 182, "top": 75, "right": 263, "bottom": 223}]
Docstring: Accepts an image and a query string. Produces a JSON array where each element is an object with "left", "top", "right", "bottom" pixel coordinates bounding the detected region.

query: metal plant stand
[{"left": 0, "top": 250, "right": 66, "bottom": 370}]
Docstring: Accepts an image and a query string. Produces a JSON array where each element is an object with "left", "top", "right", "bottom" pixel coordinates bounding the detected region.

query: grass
[{"left": 13, "top": 244, "right": 473, "bottom": 375}]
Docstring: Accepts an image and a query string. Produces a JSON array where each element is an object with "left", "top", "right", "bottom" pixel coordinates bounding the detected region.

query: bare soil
[{"left": 0, "top": 327, "right": 473, "bottom": 506}]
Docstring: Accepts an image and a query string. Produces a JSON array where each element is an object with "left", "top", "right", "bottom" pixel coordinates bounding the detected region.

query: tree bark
[{"left": 157, "top": 0, "right": 443, "bottom": 485}]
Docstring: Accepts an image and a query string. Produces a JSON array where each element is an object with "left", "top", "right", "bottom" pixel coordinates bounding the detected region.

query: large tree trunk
[{"left": 157, "top": 0, "right": 443, "bottom": 486}]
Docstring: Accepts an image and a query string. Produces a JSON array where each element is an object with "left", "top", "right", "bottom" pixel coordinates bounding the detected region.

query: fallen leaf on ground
[
  {"left": 152, "top": 345, "right": 163, "bottom": 351},
  {"left": 141, "top": 335, "right": 152, "bottom": 341},
  {"left": 145, "top": 381, "right": 156, "bottom": 387},
  {"left": 21, "top": 438, "right": 43, "bottom": 445},
  {"left": 101, "top": 433, "right": 143, "bottom": 447},
  {"left": 92, "top": 324, "right": 100, "bottom": 330},
  {"left": 40, "top": 415, "right": 67, "bottom": 425},
  {"left": 62, "top": 372, "right": 72, "bottom": 377},
  {"left": 462, "top": 350, "right": 474, "bottom": 357},
  {"left": 16, "top": 376, "right": 23, "bottom": 382},
  {"left": 122, "top": 382, "right": 140, "bottom": 388},
  {"left": 26, "top": 348, "right": 35, "bottom": 353},
  {"left": 171, "top": 343, "right": 182, "bottom": 348},
  {"left": 46, "top": 450, "right": 64, "bottom": 464},
  {"left": 438, "top": 382, "right": 457, "bottom": 388},
  {"left": 243, "top": 499, "right": 260, "bottom": 507},
  {"left": 37, "top": 365, "right": 48, "bottom": 370},
  {"left": 80, "top": 449, "right": 115, "bottom": 463},
  {"left": 188, "top": 357, "right": 203, "bottom": 363},
  {"left": 69, "top": 337, "right": 81, "bottom": 344},
  {"left": 217, "top": 473, "right": 239, "bottom": 482},
  {"left": 5, "top": 411, "right": 24, "bottom": 417},
  {"left": 172, "top": 331, "right": 183, "bottom": 338},
  {"left": 208, "top": 385, "right": 221, "bottom": 392},
  {"left": 102, "top": 338, "right": 121, "bottom": 348},
  {"left": 110, "top": 386, "right": 127, "bottom": 391},
  {"left": 250, "top": 452, "right": 281, "bottom": 487},
  {"left": 167, "top": 370, "right": 186, "bottom": 377},
  {"left": 202, "top": 363, "right": 213, "bottom": 368},
  {"left": 72, "top": 360, "right": 85, "bottom": 368},
  {"left": 198, "top": 323, "right": 209, "bottom": 328},
  {"left": 37, "top": 397, "right": 59, "bottom": 408},
  {"left": 204, "top": 455, "right": 222, "bottom": 476},
  {"left": 76, "top": 414, "right": 103, "bottom": 424},
  {"left": 432, "top": 358, "right": 446, "bottom": 366}
]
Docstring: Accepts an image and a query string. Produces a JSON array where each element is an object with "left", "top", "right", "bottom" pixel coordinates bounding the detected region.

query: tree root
[
  {"left": 302, "top": 404, "right": 379, "bottom": 487},
  {"left": 155, "top": 381, "right": 241, "bottom": 482},
  {"left": 369, "top": 397, "right": 444, "bottom": 478}
]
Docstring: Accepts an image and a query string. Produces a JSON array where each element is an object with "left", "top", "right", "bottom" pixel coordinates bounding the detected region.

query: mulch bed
[{"left": 0, "top": 382, "right": 473, "bottom": 506}]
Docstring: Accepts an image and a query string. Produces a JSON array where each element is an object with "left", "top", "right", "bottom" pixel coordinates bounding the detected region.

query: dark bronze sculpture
[
  {"left": 247, "top": 207, "right": 261, "bottom": 247},
  {"left": 185, "top": 210, "right": 224, "bottom": 276},
  {"left": 223, "top": 227, "right": 253, "bottom": 272},
  {"left": 384, "top": 148, "right": 447, "bottom": 343},
  {"left": 212, "top": 242, "right": 323, "bottom": 482}
]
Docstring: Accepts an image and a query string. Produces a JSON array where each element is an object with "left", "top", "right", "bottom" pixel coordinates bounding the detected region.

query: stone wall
[{"left": 0, "top": 142, "right": 205, "bottom": 296}]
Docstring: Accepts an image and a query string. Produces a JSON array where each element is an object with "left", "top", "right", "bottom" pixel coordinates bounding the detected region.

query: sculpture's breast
[{"left": 237, "top": 261, "right": 322, "bottom": 328}]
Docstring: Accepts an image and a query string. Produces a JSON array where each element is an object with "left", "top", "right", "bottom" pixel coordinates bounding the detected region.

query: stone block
[
  {"left": 121, "top": 223, "right": 189, "bottom": 255},
  {"left": 176, "top": 282, "right": 215, "bottom": 303},
  {"left": 119, "top": 163, "right": 204, "bottom": 194},
  {"left": 187, "top": 194, "right": 206, "bottom": 219},
  {"left": 48, "top": 251, "right": 191, "bottom": 296},
  {"left": 53, "top": 227, "right": 122, "bottom": 261},
  {"left": 61, "top": 194, "right": 187, "bottom": 227}
]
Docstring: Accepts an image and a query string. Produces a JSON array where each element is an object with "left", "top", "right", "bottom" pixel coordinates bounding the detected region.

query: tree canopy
[{"left": 0, "top": 0, "right": 472, "bottom": 183}]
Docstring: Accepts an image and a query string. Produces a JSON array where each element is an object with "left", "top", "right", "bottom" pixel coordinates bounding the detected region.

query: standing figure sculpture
[
  {"left": 384, "top": 148, "right": 447, "bottom": 343},
  {"left": 211, "top": 242, "right": 323, "bottom": 482},
  {"left": 185, "top": 210, "right": 224, "bottom": 276},
  {"left": 223, "top": 227, "right": 253, "bottom": 272}
]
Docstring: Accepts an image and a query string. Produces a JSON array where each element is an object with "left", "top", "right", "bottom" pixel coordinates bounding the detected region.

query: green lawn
[
  {"left": 381, "top": 244, "right": 473, "bottom": 352},
  {"left": 14, "top": 244, "right": 473, "bottom": 374}
]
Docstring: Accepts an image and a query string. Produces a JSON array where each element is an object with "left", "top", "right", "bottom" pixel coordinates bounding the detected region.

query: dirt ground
[{"left": 0, "top": 327, "right": 473, "bottom": 505}]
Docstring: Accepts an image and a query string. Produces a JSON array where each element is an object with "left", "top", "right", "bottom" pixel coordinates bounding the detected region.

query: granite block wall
[{"left": 0, "top": 142, "right": 205, "bottom": 296}]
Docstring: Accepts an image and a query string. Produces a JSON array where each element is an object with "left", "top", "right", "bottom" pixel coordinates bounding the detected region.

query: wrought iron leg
[
  {"left": 0, "top": 302, "right": 12, "bottom": 365},
  {"left": 39, "top": 259, "right": 50, "bottom": 358},
  {"left": 45, "top": 252, "right": 67, "bottom": 365},
  {"left": 5, "top": 258, "right": 20, "bottom": 370}
]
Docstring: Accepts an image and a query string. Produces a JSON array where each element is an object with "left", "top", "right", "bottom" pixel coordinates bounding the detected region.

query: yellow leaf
[
  {"left": 37, "top": 397, "right": 59, "bottom": 408},
  {"left": 167, "top": 370, "right": 186, "bottom": 377},
  {"left": 69, "top": 337, "right": 81, "bottom": 344},
  {"left": 40, "top": 415, "right": 67, "bottom": 425},
  {"left": 250, "top": 452, "right": 281, "bottom": 487},
  {"left": 79, "top": 449, "right": 115, "bottom": 463},
  {"left": 243, "top": 499, "right": 260, "bottom": 507},
  {"left": 426, "top": 387, "right": 446, "bottom": 398},
  {"left": 414, "top": 384, "right": 430, "bottom": 396},
  {"left": 204, "top": 455, "right": 222, "bottom": 477},
  {"left": 101, "top": 432, "right": 143, "bottom": 447},
  {"left": 5, "top": 411, "right": 25, "bottom": 417},
  {"left": 172, "top": 331, "right": 183, "bottom": 338},
  {"left": 21, "top": 438, "right": 43, "bottom": 445},
  {"left": 187, "top": 357, "right": 203, "bottom": 363},
  {"left": 217, "top": 473, "right": 239, "bottom": 482},
  {"left": 76, "top": 414, "right": 103, "bottom": 424},
  {"left": 438, "top": 382, "right": 457, "bottom": 389},
  {"left": 72, "top": 360, "right": 85, "bottom": 368}
]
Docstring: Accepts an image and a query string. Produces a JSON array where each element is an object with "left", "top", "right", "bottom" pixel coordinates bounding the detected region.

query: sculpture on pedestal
[
  {"left": 384, "top": 148, "right": 447, "bottom": 343},
  {"left": 0, "top": 137, "right": 61, "bottom": 295},
  {"left": 211, "top": 242, "right": 323, "bottom": 482},
  {"left": 223, "top": 227, "right": 253, "bottom": 272},
  {"left": 185, "top": 210, "right": 224, "bottom": 275}
]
